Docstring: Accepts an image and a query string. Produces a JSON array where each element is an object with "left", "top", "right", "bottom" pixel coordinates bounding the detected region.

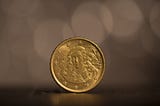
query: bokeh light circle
[
  {"left": 34, "top": 20, "right": 64, "bottom": 61},
  {"left": 71, "top": 2, "right": 113, "bottom": 44},
  {"left": 105, "top": 0, "right": 144, "bottom": 42}
]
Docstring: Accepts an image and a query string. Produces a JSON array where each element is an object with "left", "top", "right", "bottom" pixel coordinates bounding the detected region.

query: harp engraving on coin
[{"left": 50, "top": 37, "right": 105, "bottom": 92}]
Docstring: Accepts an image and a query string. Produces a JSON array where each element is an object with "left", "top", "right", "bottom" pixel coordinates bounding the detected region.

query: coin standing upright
[{"left": 50, "top": 37, "right": 105, "bottom": 92}]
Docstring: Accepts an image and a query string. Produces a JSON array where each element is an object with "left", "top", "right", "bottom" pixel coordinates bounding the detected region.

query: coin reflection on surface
[{"left": 50, "top": 93, "right": 103, "bottom": 106}]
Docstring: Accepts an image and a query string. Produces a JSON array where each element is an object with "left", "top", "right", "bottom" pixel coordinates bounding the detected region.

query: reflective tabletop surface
[{"left": 1, "top": 87, "right": 160, "bottom": 106}]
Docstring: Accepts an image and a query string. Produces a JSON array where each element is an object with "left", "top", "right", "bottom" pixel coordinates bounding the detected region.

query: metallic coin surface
[{"left": 50, "top": 37, "right": 105, "bottom": 92}]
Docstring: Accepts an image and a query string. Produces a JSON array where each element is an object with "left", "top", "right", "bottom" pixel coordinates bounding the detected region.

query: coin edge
[{"left": 50, "top": 37, "right": 106, "bottom": 93}]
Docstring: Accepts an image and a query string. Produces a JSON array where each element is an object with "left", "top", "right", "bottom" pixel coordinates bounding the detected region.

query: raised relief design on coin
[{"left": 50, "top": 37, "right": 105, "bottom": 92}]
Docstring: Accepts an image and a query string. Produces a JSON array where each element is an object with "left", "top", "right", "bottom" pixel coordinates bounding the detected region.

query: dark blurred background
[
  {"left": 0, "top": 0, "right": 160, "bottom": 95},
  {"left": 0, "top": 0, "right": 160, "bottom": 89}
]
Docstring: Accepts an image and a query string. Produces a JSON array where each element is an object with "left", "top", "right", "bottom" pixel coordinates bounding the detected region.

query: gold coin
[{"left": 50, "top": 37, "right": 105, "bottom": 92}]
